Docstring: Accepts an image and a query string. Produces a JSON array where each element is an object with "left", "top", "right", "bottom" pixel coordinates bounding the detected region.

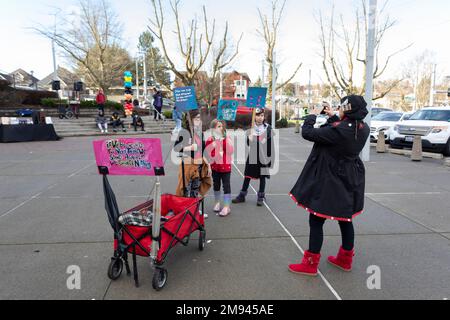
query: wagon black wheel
[
  {"left": 198, "top": 229, "right": 206, "bottom": 251},
  {"left": 59, "top": 114, "right": 64, "bottom": 119},
  {"left": 66, "top": 111, "right": 74, "bottom": 119},
  {"left": 107, "top": 257, "right": 123, "bottom": 280},
  {"left": 152, "top": 267, "right": 168, "bottom": 291}
]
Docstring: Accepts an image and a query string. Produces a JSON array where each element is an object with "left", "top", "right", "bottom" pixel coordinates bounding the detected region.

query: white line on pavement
[
  {"left": 0, "top": 162, "right": 95, "bottom": 221},
  {"left": 232, "top": 163, "right": 343, "bottom": 301}
]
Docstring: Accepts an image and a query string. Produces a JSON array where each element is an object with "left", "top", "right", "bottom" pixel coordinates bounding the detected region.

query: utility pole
[
  {"left": 361, "top": 0, "right": 377, "bottom": 162},
  {"left": 272, "top": 51, "right": 277, "bottom": 128},
  {"left": 429, "top": 63, "right": 437, "bottom": 106}
]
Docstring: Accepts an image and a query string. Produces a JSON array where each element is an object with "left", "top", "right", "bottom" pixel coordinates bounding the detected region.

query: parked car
[
  {"left": 372, "top": 107, "right": 393, "bottom": 118},
  {"left": 389, "top": 106, "right": 450, "bottom": 156},
  {"left": 370, "top": 111, "right": 403, "bottom": 142},
  {"left": 15, "top": 108, "right": 34, "bottom": 117}
]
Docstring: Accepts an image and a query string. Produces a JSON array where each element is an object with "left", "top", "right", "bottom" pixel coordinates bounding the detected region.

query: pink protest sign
[{"left": 93, "top": 138, "right": 165, "bottom": 176}]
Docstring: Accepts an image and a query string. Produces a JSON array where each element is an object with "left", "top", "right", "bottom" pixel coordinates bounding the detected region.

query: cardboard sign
[
  {"left": 93, "top": 138, "right": 164, "bottom": 176},
  {"left": 174, "top": 86, "right": 198, "bottom": 112},
  {"left": 246, "top": 87, "right": 268, "bottom": 108},
  {"left": 217, "top": 99, "right": 238, "bottom": 121}
]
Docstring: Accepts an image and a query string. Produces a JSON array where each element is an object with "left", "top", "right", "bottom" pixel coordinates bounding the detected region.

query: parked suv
[{"left": 389, "top": 106, "right": 450, "bottom": 156}]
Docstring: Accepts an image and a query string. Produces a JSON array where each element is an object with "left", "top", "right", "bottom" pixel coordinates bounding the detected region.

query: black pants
[
  {"left": 154, "top": 107, "right": 162, "bottom": 120},
  {"left": 111, "top": 120, "right": 124, "bottom": 130},
  {"left": 133, "top": 119, "right": 144, "bottom": 131},
  {"left": 212, "top": 171, "right": 231, "bottom": 194},
  {"left": 308, "top": 214, "right": 354, "bottom": 254},
  {"left": 241, "top": 176, "right": 266, "bottom": 193}
]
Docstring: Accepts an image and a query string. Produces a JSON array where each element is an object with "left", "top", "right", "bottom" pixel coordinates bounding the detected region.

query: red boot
[
  {"left": 327, "top": 247, "right": 354, "bottom": 272},
  {"left": 288, "top": 251, "right": 321, "bottom": 276}
]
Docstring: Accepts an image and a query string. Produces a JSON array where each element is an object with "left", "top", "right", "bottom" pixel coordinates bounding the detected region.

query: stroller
[{"left": 100, "top": 151, "right": 206, "bottom": 291}]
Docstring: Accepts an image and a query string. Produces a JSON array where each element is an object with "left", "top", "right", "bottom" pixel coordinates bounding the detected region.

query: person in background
[
  {"left": 131, "top": 110, "right": 145, "bottom": 132},
  {"left": 152, "top": 87, "right": 163, "bottom": 121},
  {"left": 205, "top": 119, "right": 234, "bottom": 217},
  {"left": 95, "top": 110, "right": 108, "bottom": 133},
  {"left": 110, "top": 112, "right": 126, "bottom": 133},
  {"left": 288, "top": 95, "right": 370, "bottom": 277},
  {"left": 96, "top": 89, "right": 106, "bottom": 113}
]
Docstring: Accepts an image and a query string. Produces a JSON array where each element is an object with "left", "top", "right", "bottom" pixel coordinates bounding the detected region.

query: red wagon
[
  {"left": 95, "top": 138, "right": 206, "bottom": 291},
  {"left": 106, "top": 193, "right": 206, "bottom": 290}
]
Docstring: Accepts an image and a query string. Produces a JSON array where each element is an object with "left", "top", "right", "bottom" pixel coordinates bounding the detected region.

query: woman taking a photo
[{"left": 289, "top": 95, "right": 370, "bottom": 276}]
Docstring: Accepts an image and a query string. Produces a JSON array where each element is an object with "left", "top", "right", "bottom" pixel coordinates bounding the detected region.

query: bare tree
[
  {"left": 402, "top": 50, "right": 436, "bottom": 108},
  {"left": 257, "top": 0, "right": 302, "bottom": 94},
  {"left": 317, "top": 0, "right": 412, "bottom": 100},
  {"left": 148, "top": 0, "right": 242, "bottom": 90},
  {"left": 32, "top": 0, "right": 130, "bottom": 93}
]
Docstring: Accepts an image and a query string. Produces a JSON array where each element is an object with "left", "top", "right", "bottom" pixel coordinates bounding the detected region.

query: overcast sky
[{"left": 1, "top": 0, "right": 450, "bottom": 85}]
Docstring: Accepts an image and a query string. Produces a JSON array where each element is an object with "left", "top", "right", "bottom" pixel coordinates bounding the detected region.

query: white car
[
  {"left": 370, "top": 112, "right": 403, "bottom": 142},
  {"left": 389, "top": 106, "right": 450, "bottom": 156}
]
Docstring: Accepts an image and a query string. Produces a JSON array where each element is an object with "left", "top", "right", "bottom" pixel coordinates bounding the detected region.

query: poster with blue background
[
  {"left": 246, "top": 87, "right": 267, "bottom": 108},
  {"left": 174, "top": 86, "right": 198, "bottom": 112},
  {"left": 218, "top": 99, "right": 238, "bottom": 121}
]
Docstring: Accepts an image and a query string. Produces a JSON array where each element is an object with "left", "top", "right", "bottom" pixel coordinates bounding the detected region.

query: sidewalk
[{"left": 0, "top": 128, "right": 449, "bottom": 300}]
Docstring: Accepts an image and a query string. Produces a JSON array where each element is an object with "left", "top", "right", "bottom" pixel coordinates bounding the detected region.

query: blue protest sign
[
  {"left": 218, "top": 99, "right": 238, "bottom": 121},
  {"left": 246, "top": 87, "right": 268, "bottom": 108},
  {"left": 174, "top": 86, "right": 198, "bottom": 112}
]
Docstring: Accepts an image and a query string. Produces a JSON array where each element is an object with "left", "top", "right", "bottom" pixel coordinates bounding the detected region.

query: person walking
[
  {"left": 206, "top": 119, "right": 234, "bottom": 217},
  {"left": 152, "top": 87, "right": 163, "bottom": 121},
  {"left": 288, "top": 95, "right": 370, "bottom": 276},
  {"left": 96, "top": 89, "right": 106, "bottom": 113},
  {"left": 232, "top": 108, "right": 274, "bottom": 207}
]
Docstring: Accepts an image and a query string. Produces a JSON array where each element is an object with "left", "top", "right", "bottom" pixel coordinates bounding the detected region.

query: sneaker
[
  {"left": 213, "top": 202, "right": 221, "bottom": 213},
  {"left": 219, "top": 207, "right": 231, "bottom": 217},
  {"left": 200, "top": 210, "right": 208, "bottom": 219}
]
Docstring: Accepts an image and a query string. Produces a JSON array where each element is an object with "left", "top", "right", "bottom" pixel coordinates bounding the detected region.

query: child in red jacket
[{"left": 205, "top": 119, "right": 234, "bottom": 217}]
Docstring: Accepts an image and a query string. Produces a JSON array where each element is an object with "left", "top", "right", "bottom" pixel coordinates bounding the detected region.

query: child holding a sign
[
  {"left": 233, "top": 108, "right": 274, "bottom": 207},
  {"left": 205, "top": 120, "right": 234, "bottom": 217}
]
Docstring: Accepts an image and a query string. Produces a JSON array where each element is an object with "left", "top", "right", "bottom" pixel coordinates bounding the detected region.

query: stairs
[{"left": 52, "top": 116, "right": 175, "bottom": 137}]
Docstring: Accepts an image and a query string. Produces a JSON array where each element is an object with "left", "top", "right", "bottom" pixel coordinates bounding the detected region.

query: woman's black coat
[{"left": 289, "top": 114, "right": 370, "bottom": 221}]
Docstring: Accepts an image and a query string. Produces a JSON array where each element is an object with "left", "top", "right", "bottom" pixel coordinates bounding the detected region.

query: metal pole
[
  {"left": 429, "top": 63, "right": 436, "bottom": 107},
  {"left": 136, "top": 57, "right": 140, "bottom": 100},
  {"left": 143, "top": 52, "right": 147, "bottom": 102},
  {"left": 362, "top": 0, "right": 377, "bottom": 162},
  {"left": 272, "top": 51, "right": 276, "bottom": 128}
]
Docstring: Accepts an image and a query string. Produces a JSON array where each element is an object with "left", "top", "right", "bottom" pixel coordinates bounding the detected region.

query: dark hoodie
[{"left": 289, "top": 95, "right": 370, "bottom": 221}]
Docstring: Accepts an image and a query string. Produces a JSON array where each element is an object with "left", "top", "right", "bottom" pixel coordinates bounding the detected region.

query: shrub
[
  {"left": 163, "top": 110, "right": 173, "bottom": 119},
  {"left": 41, "top": 98, "right": 68, "bottom": 107},
  {"left": 105, "top": 100, "right": 123, "bottom": 111},
  {"left": 276, "top": 117, "right": 289, "bottom": 128}
]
